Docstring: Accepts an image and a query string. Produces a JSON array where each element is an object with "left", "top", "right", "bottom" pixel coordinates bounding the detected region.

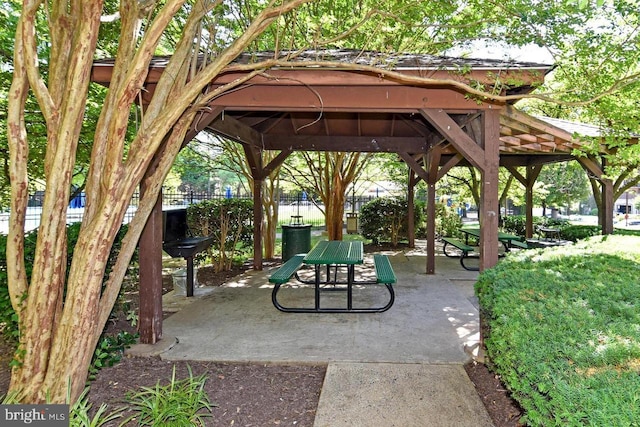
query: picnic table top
[
  {"left": 460, "top": 227, "right": 523, "bottom": 242},
  {"left": 303, "top": 240, "right": 364, "bottom": 265}
]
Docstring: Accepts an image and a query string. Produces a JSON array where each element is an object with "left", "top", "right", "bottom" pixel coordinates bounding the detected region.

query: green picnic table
[
  {"left": 270, "top": 240, "right": 395, "bottom": 313},
  {"left": 460, "top": 228, "right": 528, "bottom": 251}
]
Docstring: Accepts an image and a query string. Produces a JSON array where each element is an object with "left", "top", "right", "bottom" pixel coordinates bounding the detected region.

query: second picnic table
[
  {"left": 441, "top": 228, "right": 529, "bottom": 271},
  {"left": 459, "top": 228, "right": 528, "bottom": 251}
]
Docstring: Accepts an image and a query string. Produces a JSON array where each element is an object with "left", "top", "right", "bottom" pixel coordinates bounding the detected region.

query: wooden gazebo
[{"left": 92, "top": 50, "right": 619, "bottom": 344}]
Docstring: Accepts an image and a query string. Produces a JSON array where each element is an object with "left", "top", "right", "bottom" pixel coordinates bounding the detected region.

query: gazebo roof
[{"left": 91, "top": 49, "right": 609, "bottom": 166}]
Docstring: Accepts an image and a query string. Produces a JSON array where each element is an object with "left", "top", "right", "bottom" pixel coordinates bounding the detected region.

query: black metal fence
[
  {"left": 158, "top": 190, "right": 377, "bottom": 228},
  {"left": 6, "top": 189, "right": 380, "bottom": 233}
]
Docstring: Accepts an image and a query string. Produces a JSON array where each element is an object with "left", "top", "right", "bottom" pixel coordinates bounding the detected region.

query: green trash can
[{"left": 281, "top": 223, "right": 312, "bottom": 261}]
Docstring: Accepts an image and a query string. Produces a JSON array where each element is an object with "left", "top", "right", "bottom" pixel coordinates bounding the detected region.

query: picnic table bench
[
  {"left": 269, "top": 241, "right": 396, "bottom": 313},
  {"left": 441, "top": 237, "right": 479, "bottom": 271},
  {"left": 442, "top": 229, "right": 529, "bottom": 271},
  {"left": 268, "top": 254, "right": 306, "bottom": 285}
]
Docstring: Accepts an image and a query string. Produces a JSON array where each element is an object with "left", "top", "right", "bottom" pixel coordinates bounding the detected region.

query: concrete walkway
[{"left": 134, "top": 251, "right": 493, "bottom": 426}]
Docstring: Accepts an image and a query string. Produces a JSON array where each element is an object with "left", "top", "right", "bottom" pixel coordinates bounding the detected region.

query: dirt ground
[{"left": 0, "top": 251, "right": 523, "bottom": 426}]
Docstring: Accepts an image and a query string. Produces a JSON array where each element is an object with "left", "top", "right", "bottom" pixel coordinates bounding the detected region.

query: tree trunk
[
  {"left": 326, "top": 175, "right": 346, "bottom": 240},
  {"left": 6, "top": 0, "right": 312, "bottom": 402},
  {"left": 296, "top": 152, "right": 369, "bottom": 241},
  {"left": 262, "top": 178, "right": 279, "bottom": 259}
]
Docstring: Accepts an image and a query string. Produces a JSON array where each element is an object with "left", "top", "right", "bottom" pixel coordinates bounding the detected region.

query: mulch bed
[{"left": 0, "top": 250, "right": 523, "bottom": 426}]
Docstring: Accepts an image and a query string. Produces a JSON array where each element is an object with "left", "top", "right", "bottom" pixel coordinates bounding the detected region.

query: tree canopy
[{"left": 4, "top": 0, "right": 640, "bottom": 404}]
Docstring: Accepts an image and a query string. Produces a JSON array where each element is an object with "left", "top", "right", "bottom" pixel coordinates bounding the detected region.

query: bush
[
  {"left": 0, "top": 223, "right": 136, "bottom": 344},
  {"left": 501, "top": 216, "right": 598, "bottom": 242},
  {"left": 187, "top": 198, "right": 253, "bottom": 271},
  {"left": 432, "top": 203, "right": 463, "bottom": 238},
  {"left": 501, "top": 215, "right": 543, "bottom": 236},
  {"left": 360, "top": 197, "right": 423, "bottom": 245},
  {"left": 559, "top": 225, "right": 601, "bottom": 242},
  {"left": 476, "top": 236, "right": 640, "bottom": 426}
]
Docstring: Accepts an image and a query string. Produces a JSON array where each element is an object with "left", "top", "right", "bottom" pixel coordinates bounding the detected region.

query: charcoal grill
[{"left": 163, "top": 208, "right": 213, "bottom": 297}]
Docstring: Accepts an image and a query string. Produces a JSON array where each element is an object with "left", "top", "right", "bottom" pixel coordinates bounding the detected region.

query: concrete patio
[{"left": 132, "top": 250, "right": 494, "bottom": 426}]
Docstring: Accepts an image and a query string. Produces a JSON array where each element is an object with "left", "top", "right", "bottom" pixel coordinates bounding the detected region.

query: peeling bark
[{"left": 6, "top": 0, "right": 315, "bottom": 404}]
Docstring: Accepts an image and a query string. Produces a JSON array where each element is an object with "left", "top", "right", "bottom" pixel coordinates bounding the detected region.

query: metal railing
[{"left": 1, "top": 190, "right": 379, "bottom": 234}]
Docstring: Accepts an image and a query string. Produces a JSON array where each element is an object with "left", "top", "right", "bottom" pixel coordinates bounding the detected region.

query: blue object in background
[
  {"left": 69, "top": 192, "right": 85, "bottom": 208},
  {"left": 225, "top": 186, "right": 232, "bottom": 199}
]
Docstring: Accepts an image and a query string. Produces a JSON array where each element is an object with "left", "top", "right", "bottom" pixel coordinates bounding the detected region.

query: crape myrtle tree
[
  {"left": 6, "top": 0, "right": 640, "bottom": 404},
  {"left": 283, "top": 151, "right": 371, "bottom": 240},
  {"left": 205, "top": 135, "right": 284, "bottom": 260},
  {"left": 7, "top": 0, "right": 325, "bottom": 404}
]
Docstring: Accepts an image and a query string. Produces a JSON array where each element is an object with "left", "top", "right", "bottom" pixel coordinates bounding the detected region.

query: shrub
[
  {"left": 0, "top": 222, "right": 138, "bottom": 379},
  {"left": 476, "top": 236, "right": 640, "bottom": 426},
  {"left": 501, "top": 215, "right": 543, "bottom": 236},
  {"left": 615, "top": 228, "right": 640, "bottom": 237},
  {"left": 501, "top": 216, "right": 597, "bottom": 241},
  {"left": 88, "top": 331, "right": 138, "bottom": 381},
  {"left": 360, "top": 197, "right": 423, "bottom": 245},
  {"left": 432, "top": 203, "right": 463, "bottom": 238},
  {"left": 187, "top": 198, "right": 253, "bottom": 271},
  {"left": 559, "top": 225, "right": 600, "bottom": 242}
]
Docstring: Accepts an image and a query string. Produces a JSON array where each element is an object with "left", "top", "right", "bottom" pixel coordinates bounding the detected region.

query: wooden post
[
  {"left": 505, "top": 165, "right": 537, "bottom": 239},
  {"left": 138, "top": 187, "right": 163, "bottom": 344},
  {"left": 602, "top": 178, "right": 614, "bottom": 235},
  {"left": 426, "top": 181, "right": 436, "bottom": 274},
  {"left": 253, "top": 178, "right": 263, "bottom": 270},
  {"left": 426, "top": 150, "right": 441, "bottom": 275},
  {"left": 524, "top": 166, "right": 541, "bottom": 238},
  {"left": 480, "top": 110, "right": 500, "bottom": 271},
  {"left": 407, "top": 169, "right": 416, "bottom": 249}
]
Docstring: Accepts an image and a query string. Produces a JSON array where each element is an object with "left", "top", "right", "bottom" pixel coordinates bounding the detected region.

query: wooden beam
[
  {"left": 577, "top": 156, "right": 604, "bottom": 178},
  {"left": 504, "top": 165, "right": 526, "bottom": 185},
  {"left": 242, "top": 144, "right": 263, "bottom": 180},
  {"left": 183, "top": 106, "right": 224, "bottom": 146},
  {"left": 499, "top": 154, "right": 571, "bottom": 167},
  {"left": 210, "top": 85, "right": 496, "bottom": 112},
  {"left": 503, "top": 105, "right": 585, "bottom": 149},
  {"left": 437, "top": 153, "right": 463, "bottom": 181},
  {"left": 263, "top": 135, "right": 428, "bottom": 153},
  {"left": 208, "top": 114, "right": 262, "bottom": 145},
  {"left": 420, "top": 109, "right": 486, "bottom": 170},
  {"left": 262, "top": 149, "right": 293, "bottom": 178},
  {"left": 398, "top": 152, "right": 430, "bottom": 183}
]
